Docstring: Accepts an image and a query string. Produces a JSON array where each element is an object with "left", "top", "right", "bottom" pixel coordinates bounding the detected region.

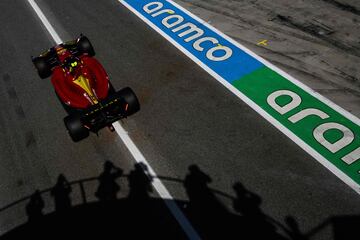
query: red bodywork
[{"left": 51, "top": 46, "right": 110, "bottom": 109}]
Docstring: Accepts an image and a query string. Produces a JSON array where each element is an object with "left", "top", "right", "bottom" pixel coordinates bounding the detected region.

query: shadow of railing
[
  {"left": 0, "top": 175, "right": 235, "bottom": 213},
  {"left": 0, "top": 172, "right": 292, "bottom": 239},
  {"left": 0, "top": 163, "right": 358, "bottom": 240},
  {"left": 0, "top": 176, "right": 98, "bottom": 213}
]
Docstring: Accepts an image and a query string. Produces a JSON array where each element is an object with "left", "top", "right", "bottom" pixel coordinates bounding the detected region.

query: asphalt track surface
[{"left": 0, "top": 0, "right": 359, "bottom": 239}]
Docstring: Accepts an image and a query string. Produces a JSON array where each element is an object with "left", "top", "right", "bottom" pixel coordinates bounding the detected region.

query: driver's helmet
[{"left": 64, "top": 56, "right": 80, "bottom": 74}]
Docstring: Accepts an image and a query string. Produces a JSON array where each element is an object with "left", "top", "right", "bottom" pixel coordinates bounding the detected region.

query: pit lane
[{"left": 0, "top": 0, "right": 359, "bottom": 239}]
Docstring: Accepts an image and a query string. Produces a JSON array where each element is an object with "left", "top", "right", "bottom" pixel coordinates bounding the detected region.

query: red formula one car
[{"left": 32, "top": 35, "right": 140, "bottom": 142}]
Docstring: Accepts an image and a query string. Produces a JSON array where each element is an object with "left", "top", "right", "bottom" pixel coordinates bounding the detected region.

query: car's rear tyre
[
  {"left": 64, "top": 114, "right": 89, "bottom": 142},
  {"left": 77, "top": 36, "right": 95, "bottom": 56},
  {"left": 117, "top": 87, "right": 140, "bottom": 116},
  {"left": 33, "top": 57, "right": 52, "bottom": 79}
]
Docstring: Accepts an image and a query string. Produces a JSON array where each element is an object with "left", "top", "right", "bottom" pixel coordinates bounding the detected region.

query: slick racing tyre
[
  {"left": 77, "top": 36, "right": 95, "bottom": 56},
  {"left": 117, "top": 87, "right": 140, "bottom": 116},
  {"left": 33, "top": 57, "right": 52, "bottom": 79},
  {"left": 64, "top": 114, "right": 89, "bottom": 142}
]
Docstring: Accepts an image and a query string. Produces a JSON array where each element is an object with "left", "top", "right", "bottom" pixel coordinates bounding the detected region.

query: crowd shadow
[
  {"left": 0, "top": 161, "right": 358, "bottom": 239},
  {"left": 95, "top": 161, "right": 123, "bottom": 202},
  {"left": 50, "top": 174, "right": 72, "bottom": 212},
  {"left": 25, "top": 190, "right": 44, "bottom": 222}
]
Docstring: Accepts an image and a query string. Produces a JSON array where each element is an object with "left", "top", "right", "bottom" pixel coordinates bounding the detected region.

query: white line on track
[
  {"left": 113, "top": 122, "right": 201, "bottom": 239},
  {"left": 26, "top": 0, "right": 201, "bottom": 239},
  {"left": 119, "top": 0, "right": 360, "bottom": 194},
  {"left": 27, "top": 0, "right": 62, "bottom": 44}
]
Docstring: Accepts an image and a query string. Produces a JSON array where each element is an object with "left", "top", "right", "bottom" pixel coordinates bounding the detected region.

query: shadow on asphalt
[{"left": 0, "top": 162, "right": 358, "bottom": 239}]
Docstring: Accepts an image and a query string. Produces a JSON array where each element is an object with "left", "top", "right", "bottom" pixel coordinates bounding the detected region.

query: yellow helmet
[{"left": 64, "top": 56, "right": 79, "bottom": 73}]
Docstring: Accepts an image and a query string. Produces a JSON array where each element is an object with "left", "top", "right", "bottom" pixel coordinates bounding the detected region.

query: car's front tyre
[
  {"left": 33, "top": 57, "right": 52, "bottom": 79},
  {"left": 77, "top": 36, "right": 95, "bottom": 56}
]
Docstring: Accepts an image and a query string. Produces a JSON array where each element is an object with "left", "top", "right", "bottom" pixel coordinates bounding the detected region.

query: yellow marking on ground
[{"left": 257, "top": 39, "right": 268, "bottom": 46}]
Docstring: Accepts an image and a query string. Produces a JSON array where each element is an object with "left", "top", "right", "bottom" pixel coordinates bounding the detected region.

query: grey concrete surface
[
  {"left": 0, "top": 0, "right": 359, "bottom": 239},
  {"left": 174, "top": 0, "right": 360, "bottom": 117}
]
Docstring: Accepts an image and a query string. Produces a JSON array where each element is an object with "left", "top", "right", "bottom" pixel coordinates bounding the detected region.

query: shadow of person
[
  {"left": 25, "top": 190, "right": 44, "bottom": 222},
  {"left": 305, "top": 215, "right": 360, "bottom": 240},
  {"left": 285, "top": 216, "right": 308, "bottom": 240},
  {"left": 184, "top": 165, "right": 212, "bottom": 204},
  {"left": 232, "top": 182, "right": 287, "bottom": 240},
  {"left": 127, "top": 162, "right": 153, "bottom": 201},
  {"left": 50, "top": 174, "right": 72, "bottom": 213},
  {"left": 95, "top": 161, "right": 123, "bottom": 202},
  {"left": 184, "top": 165, "right": 226, "bottom": 214},
  {"left": 183, "top": 165, "right": 231, "bottom": 239},
  {"left": 233, "top": 182, "right": 262, "bottom": 217}
]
